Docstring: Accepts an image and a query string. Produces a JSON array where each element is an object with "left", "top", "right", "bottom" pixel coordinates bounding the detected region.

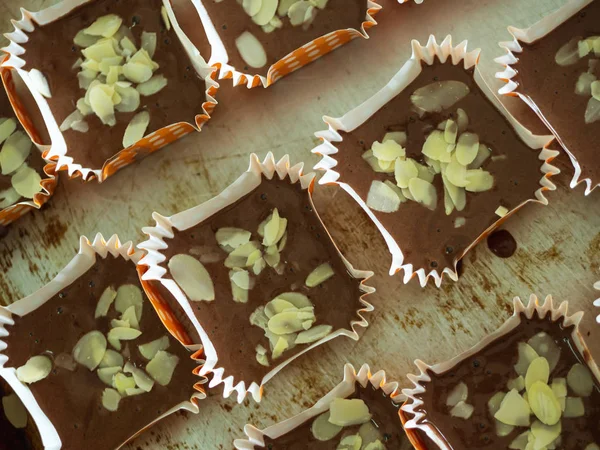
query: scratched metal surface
[{"left": 1, "top": 0, "right": 599, "bottom": 449}]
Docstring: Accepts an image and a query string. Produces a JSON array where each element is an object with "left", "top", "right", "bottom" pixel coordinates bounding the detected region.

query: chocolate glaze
[
  {"left": 201, "top": 0, "right": 367, "bottom": 75},
  {"left": 0, "top": 85, "right": 45, "bottom": 201},
  {"left": 0, "top": 380, "right": 34, "bottom": 450},
  {"left": 487, "top": 229, "right": 517, "bottom": 258},
  {"left": 3, "top": 257, "right": 199, "bottom": 450},
  {"left": 263, "top": 383, "right": 409, "bottom": 449},
  {"left": 414, "top": 316, "right": 600, "bottom": 449},
  {"left": 514, "top": 1, "right": 600, "bottom": 184},
  {"left": 335, "top": 61, "right": 542, "bottom": 271},
  {"left": 159, "top": 179, "right": 364, "bottom": 384},
  {"left": 23, "top": 0, "right": 207, "bottom": 170},
  {"left": 171, "top": 0, "right": 212, "bottom": 60}
]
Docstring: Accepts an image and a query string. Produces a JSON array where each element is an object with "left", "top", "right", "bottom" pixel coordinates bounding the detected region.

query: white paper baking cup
[
  {"left": 593, "top": 280, "right": 600, "bottom": 324},
  {"left": 495, "top": 0, "right": 597, "bottom": 195},
  {"left": 0, "top": 233, "right": 206, "bottom": 450},
  {"left": 2, "top": 0, "right": 218, "bottom": 183},
  {"left": 400, "top": 294, "right": 600, "bottom": 450},
  {"left": 233, "top": 363, "right": 404, "bottom": 449},
  {"left": 138, "top": 152, "right": 375, "bottom": 403},
  {"left": 312, "top": 34, "right": 559, "bottom": 288},
  {"left": 189, "top": 0, "right": 381, "bottom": 88}
]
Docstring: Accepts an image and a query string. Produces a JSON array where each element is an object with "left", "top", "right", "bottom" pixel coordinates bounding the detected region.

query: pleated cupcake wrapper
[
  {"left": 233, "top": 363, "right": 404, "bottom": 449},
  {"left": 495, "top": 0, "right": 597, "bottom": 195},
  {"left": 0, "top": 233, "right": 207, "bottom": 450},
  {"left": 2, "top": 0, "right": 219, "bottom": 183},
  {"left": 400, "top": 294, "right": 600, "bottom": 450},
  {"left": 0, "top": 60, "right": 57, "bottom": 226},
  {"left": 593, "top": 280, "right": 600, "bottom": 324},
  {"left": 312, "top": 35, "right": 559, "bottom": 288},
  {"left": 138, "top": 152, "right": 375, "bottom": 403},
  {"left": 190, "top": 0, "right": 381, "bottom": 88}
]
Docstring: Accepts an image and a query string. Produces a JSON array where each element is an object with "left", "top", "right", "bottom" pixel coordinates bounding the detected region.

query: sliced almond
[
  {"left": 363, "top": 441, "right": 385, "bottom": 450},
  {"left": 422, "top": 130, "right": 452, "bottom": 163},
  {"left": 507, "top": 376, "right": 525, "bottom": 392},
  {"left": 288, "top": 1, "right": 311, "bottom": 26},
  {"left": 83, "top": 38, "right": 119, "bottom": 62},
  {"left": 138, "top": 335, "right": 170, "bottom": 360},
  {"left": 525, "top": 357, "right": 550, "bottom": 392},
  {"left": 123, "top": 362, "right": 154, "bottom": 392},
  {"left": 468, "top": 144, "right": 491, "bottom": 170},
  {"left": 337, "top": 434, "right": 362, "bottom": 450},
  {"left": 445, "top": 380, "right": 469, "bottom": 408},
  {"left": 455, "top": 132, "right": 479, "bottom": 165},
  {"left": 235, "top": 31, "right": 267, "bottom": 69},
  {"left": 265, "top": 298, "right": 296, "bottom": 318},
  {"left": 444, "top": 119, "right": 458, "bottom": 145},
  {"left": 383, "top": 131, "right": 407, "bottom": 146},
  {"left": 1, "top": 131, "right": 32, "bottom": 175},
  {"left": 444, "top": 157, "right": 469, "bottom": 188},
  {"left": 268, "top": 311, "right": 307, "bottom": 335},
  {"left": 114, "top": 284, "right": 144, "bottom": 320},
  {"left": 231, "top": 279, "right": 249, "bottom": 303},
  {"left": 102, "top": 388, "right": 121, "bottom": 412},
  {"left": 99, "top": 349, "right": 124, "bottom": 369},
  {"left": 16, "top": 355, "right": 53, "bottom": 384},
  {"left": 0, "top": 118, "right": 17, "bottom": 145},
  {"left": 394, "top": 158, "right": 418, "bottom": 189},
  {"left": 443, "top": 174, "right": 466, "bottom": 212},
  {"left": 114, "top": 84, "right": 141, "bottom": 113},
  {"left": 113, "top": 372, "right": 136, "bottom": 395},
  {"left": 140, "top": 31, "right": 157, "bottom": 58},
  {"left": 358, "top": 421, "right": 382, "bottom": 447},
  {"left": 311, "top": 411, "right": 343, "bottom": 441},
  {"left": 99, "top": 367, "right": 121, "bottom": 387},
  {"left": 409, "top": 177, "right": 437, "bottom": 210},
  {"left": 450, "top": 401, "right": 474, "bottom": 419},
  {"left": 527, "top": 332, "right": 561, "bottom": 373},
  {"left": 107, "top": 327, "right": 142, "bottom": 351},
  {"left": 528, "top": 380, "right": 562, "bottom": 426},
  {"left": 563, "top": 396, "right": 585, "bottom": 418},
  {"left": 465, "top": 169, "right": 494, "bottom": 192},
  {"left": 230, "top": 269, "right": 252, "bottom": 290},
  {"left": 366, "top": 180, "right": 402, "bottom": 213},
  {"left": 576, "top": 72, "right": 597, "bottom": 96},
  {"left": 11, "top": 166, "right": 42, "bottom": 199},
  {"left": 122, "top": 110, "right": 150, "bottom": 148},
  {"left": 372, "top": 140, "right": 405, "bottom": 162},
  {"left": 295, "top": 324, "right": 332, "bottom": 344},
  {"left": 567, "top": 363, "right": 594, "bottom": 397},
  {"left": 94, "top": 285, "right": 117, "bottom": 318},
  {"left": 276, "top": 292, "right": 312, "bottom": 309},
  {"left": 263, "top": 208, "right": 281, "bottom": 246},
  {"left": 306, "top": 263, "right": 334, "bottom": 287},
  {"left": 585, "top": 96, "right": 600, "bottom": 124},
  {"left": 60, "top": 110, "right": 85, "bottom": 132},
  {"left": 410, "top": 81, "right": 470, "bottom": 114},
  {"left": 122, "top": 62, "right": 153, "bottom": 84},
  {"left": 531, "top": 420, "right": 561, "bottom": 449},
  {"left": 455, "top": 108, "right": 469, "bottom": 133},
  {"left": 88, "top": 83, "right": 116, "bottom": 125},
  {"left": 216, "top": 228, "right": 251, "bottom": 249},
  {"left": 488, "top": 391, "right": 506, "bottom": 416},
  {"left": 136, "top": 74, "right": 168, "bottom": 97},
  {"left": 328, "top": 398, "right": 371, "bottom": 427},
  {"left": 515, "top": 342, "right": 539, "bottom": 376},
  {"left": 169, "top": 254, "right": 215, "bottom": 302},
  {"left": 84, "top": 14, "right": 122, "bottom": 38},
  {"left": 550, "top": 377, "right": 567, "bottom": 402},
  {"left": 579, "top": 39, "right": 592, "bottom": 58},
  {"left": 73, "top": 330, "right": 107, "bottom": 370},
  {"left": 495, "top": 420, "right": 514, "bottom": 437},
  {"left": 494, "top": 389, "right": 531, "bottom": 427},
  {"left": 252, "top": 0, "right": 277, "bottom": 25},
  {"left": 121, "top": 305, "right": 140, "bottom": 330},
  {"left": 250, "top": 307, "right": 269, "bottom": 329},
  {"left": 278, "top": 0, "right": 297, "bottom": 16},
  {"left": 74, "top": 29, "right": 100, "bottom": 47},
  {"left": 495, "top": 205, "right": 509, "bottom": 217},
  {"left": 146, "top": 350, "right": 179, "bottom": 386},
  {"left": 509, "top": 431, "right": 531, "bottom": 450},
  {"left": 555, "top": 37, "right": 581, "bottom": 66},
  {"left": 256, "top": 351, "right": 269, "bottom": 366},
  {"left": 2, "top": 393, "right": 28, "bottom": 428},
  {"left": 272, "top": 336, "right": 289, "bottom": 359}
]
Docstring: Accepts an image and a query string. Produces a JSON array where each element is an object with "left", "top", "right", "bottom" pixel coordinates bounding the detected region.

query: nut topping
[
  {"left": 16, "top": 355, "right": 53, "bottom": 384},
  {"left": 328, "top": 398, "right": 372, "bottom": 427},
  {"left": 2, "top": 393, "right": 28, "bottom": 429},
  {"left": 169, "top": 254, "right": 215, "bottom": 302}
]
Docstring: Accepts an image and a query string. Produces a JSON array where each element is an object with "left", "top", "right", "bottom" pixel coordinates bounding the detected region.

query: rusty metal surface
[{"left": 1, "top": 0, "right": 599, "bottom": 449}]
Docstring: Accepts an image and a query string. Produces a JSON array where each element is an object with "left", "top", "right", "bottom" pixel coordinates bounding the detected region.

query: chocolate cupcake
[
  {"left": 401, "top": 295, "right": 600, "bottom": 450},
  {"left": 189, "top": 0, "right": 381, "bottom": 87},
  {"left": 139, "top": 153, "right": 374, "bottom": 402},
  {"left": 234, "top": 363, "right": 411, "bottom": 449},
  {"left": 4, "top": 0, "right": 218, "bottom": 182},
  {"left": 0, "top": 234, "right": 206, "bottom": 450},
  {"left": 496, "top": 0, "right": 600, "bottom": 195},
  {"left": 313, "top": 35, "right": 559, "bottom": 287},
  {"left": 0, "top": 63, "right": 56, "bottom": 227}
]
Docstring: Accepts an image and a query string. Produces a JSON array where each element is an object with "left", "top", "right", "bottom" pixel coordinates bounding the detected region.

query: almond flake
[
  {"left": 454, "top": 217, "right": 466, "bottom": 228},
  {"left": 122, "top": 110, "right": 150, "bottom": 148},
  {"left": 84, "top": 14, "right": 122, "bottom": 38},
  {"left": 278, "top": 0, "right": 296, "bottom": 15},
  {"left": 73, "top": 330, "right": 107, "bottom": 370},
  {"left": 140, "top": 31, "right": 157, "bottom": 58},
  {"left": 444, "top": 119, "right": 458, "bottom": 145},
  {"left": 235, "top": 31, "right": 267, "bottom": 69},
  {"left": 122, "top": 62, "right": 153, "bottom": 84},
  {"left": 567, "top": 363, "right": 594, "bottom": 397},
  {"left": 311, "top": 411, "right": 343, "bottom": 441},
  {"left": 169, "top": 254, "right": 215, "bottom": 302},
  {"left": 487, "top": 391, "right": 506, "bottom": 416},
  {"left": 579, "top": 39, "right": 592, "bottom": 58},
  {"left": 495, "top": 206, "right": 509, "bottom": 217},
  {"left": 586, "top": 96, "right": 600, "bottom": 124},
  {"left": 102, "top": 388, "right": 121, "bottom": 412},
  {"left": 60, "top": 110, "right": 85, "bottom": 132},
  {"left": 113, "top": 372, "right": 136, "bottom": 395},
  {"left": 136, "top": 75, "right": 168, "bottom": 97},
  {"left": 455, "top": 132, "right": 479, "bottom": 165},
  {"left": 509, "top": 431, "right": 531, "bottom": 450},
  {"left": 256, "top": 351, "right": 269, "bottom": 366},
  {"left": 576, "top": 72, "right": 597, "bottom": 96},
  {"left": 146, "top": 350, "right": 179, "bottom": 386},
  {"left": 422, "top": 130, "right": 452, "bottom": 163},
  {"left": 410, "top": 81, "right": 470, "bottom": 114},
  {"left": 0, "top": 118, "right": 17, "bottom": 145},
  {"left": 329, "top": 398, "right": 371, "bottom": 427},
  {"left": 94, "top": 285, "right": 117, "bottom": 318},
  {"left": 295, "top": 324, "right": 332, "bottom": 344},
  {"left": 450, "top": 401, "right": 474, "bottom": 419},
  {"left": 123, "top": 362, "right": 154, "bottom": 392},
  {"left": 366, "top": 180, "right": 402, "bottom": 213},
  {"left": 384, "top": 180, "right": 407, "bottom": 203},
  {"left": 394, "top": 158, "right": 418, "bottom": 188},
  {"left": 408, "top": 177, "right": 437, "bottom": 210},
  {"left": 111, "top": 318, "right": 130, "bottom": 329},
  {"left": 121, "top": 306, "right": 140, "bottom": 330},
  {"left": 525, "top": 357, "right": 550, "bottom": 392},
  {"left": 265, "top": 298, "right": 296, "bottom": 318},
  {"left": 74, "top": 30, "right": 100, "bottom": 48},
  {"left": 444, "top": 156, "right": 469, "bottom": 188},
  {"left": 494, "top": 389, "right": 531, "bottom": 427},
  {"left": 243, "top": 0, "right": 262, "bottom": 16},
  {"left": 442, "top": 174, "right": 466, "bottom": 212},
  {"left": 383, "top": 131, "right": 407, "bottom": 147},
  {"left": 251, "top": 0, "right": 277, "bottom": 25},
  {"left": 528, "top": 332, "right": 561, "bottom": 373},
  {"left": 2, "top": 394, "right": 27, "bottom": 429},
  {"left": 495, "top": 420, "right": 515, "bottom": 437},
  {"left": 277, "top": 292, "right": 312, "bottom": 309},
  {"left": 364, "top": 441, "right": 385, "bottom": 450},
  {"left": 288, "top": 1, "right": 311, "bottom": 26},
  {"left": 550, "top": 378, "right": 567, "bottom": 403},
  {"left": 528, "top": 381, "right": 562, "bottom": 426},
  {"left": 16, "top": 355, "right": 53, "bottom": 384},
  {"left": 88, "top": 83, "right": 116, "bottom": 125},
  {"left": 305, "top": 262, "right": 334, "bottom": 287},
  {"left": 263, "top": 208, "right": 281, "bottom": 246},
  {"left": 555, "top": 37, "right": 581, "bottom": 66},
  {"left": 0, "top": 188, "right": 22, "bottom": 209},
  {"left": 138, "top": 336, "right": 170, "bottom": 360},
  {"left": 563, "top": 397, "right": 585, "bottom": 417},
  {"left": 114, "top": 284, "right": 144, "bottom": 319},
  {"left": 107, "top": 327, "right": 142, "bottom": 351},
  {"left": 83, "top": 38, "right": 119, "bottom": 62},
  {"left": 230, "top": 269, "right": 252, "bottom": 290},
  {"left": 11, "top": 166, "right": 42, "bottom": 199},
  {"left": 446, "top": 382, "right": 468, "bottom": 407},
  {"left": 359, "top": 422, "right": 382, "bottom": 448},
  {"left": 272, "top": 336, "right": 289, "bottom": 359},
  {"left": 372, "top": 140, "right": 405, "bottom": 162},
  {"left": 114, "top": 84, "right": 141, "bottom": 113},
  {"left": 1, "top": 131, "right": 32, "bottom": 175},
  {"left": 507, "top": 376, "right": 525, "bottom": 392},
  {"left": 268, "top": 311, "right": 307, "bottom": 334},
  {"left": 456, "top": 108, "right": 469, "bottom": 133},
  {"left": 531, "top": 420, "right": 561, "bottom": 449},
  {"left": 99, "top": 349, "right": 124, "bottom": 369},
  {"left": 337, "top": 435, "right": 362, "bottom": 450},
  {"left": 216, "top": 227, "right": 251, "bottom": 249}
]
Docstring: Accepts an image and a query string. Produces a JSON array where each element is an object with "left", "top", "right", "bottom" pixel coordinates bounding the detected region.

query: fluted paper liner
[
  {"left": 234, "top": 363, "right": 404, "bottom": 449},
  {"left": 593, "top": 280, "right": 600, "bottom": 324},
  {"left": 0, "top": 234, "right": 207, "bottom": 450},
  {"left": 2, "top": 0, "right": 219, "bottom": 183},
  {"left": 313, "top": 35, "right": 559, "bottom": 287},
  {"left": 495, "top": 0, "right": 597, "bottom": 195},
  {"left": 190, "top": 0, "right": 381, "bottom": 88},
  {"left": 138, "top": 152, "right": 375, "bottom": 403},
  {"left": 400, "top": 294, "right": 600, "bottom": 450},
  {"left": 0, "top": 60, "right": 57, "bottom": 226}
]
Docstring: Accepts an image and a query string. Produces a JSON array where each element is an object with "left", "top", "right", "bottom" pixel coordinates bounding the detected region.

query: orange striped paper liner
[
  {"left": 205, "top": 1, "right": 381, "bottom": 88},
  {"left": 0, "top": 60, "right": 57, "bottom": 226}
]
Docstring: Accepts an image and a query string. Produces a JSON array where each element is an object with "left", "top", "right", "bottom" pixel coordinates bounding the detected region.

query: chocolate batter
[
  {"left": 413, "top": 316, "right": 600, "bottom": 449},
  {"left": 3, "top": 257, "right": 199, "bottom": 450},
  {"left": 335, "top": 61, "right": 542, "bottom": 271},
  {"left": 263, "top": 383, "right": 409, "bottom": 449},
  {"left": 23, "top": 0, "right": 208, "bottom": 170},
  {"left": 158, "top": 179, "right": 364, "bottom": 385},
  {"left": 202, "top": 0, "right": 367, "bottom": 75},
  {"left": 514, "top": 0, "right": 600, "bottom": 185},
  {"left": 0, "top": 85, "right": 46, "bottom": 202},
  {"left": 486, "top": 229, "right": 517, "bottom": 258}
]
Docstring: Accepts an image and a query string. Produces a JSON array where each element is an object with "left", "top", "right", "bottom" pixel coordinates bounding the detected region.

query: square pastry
[
  {"left": 313, "top": 35, "right": 558, "bottom": 286},
  {"left": 0, "top": 235, "right": 205, "bottom": 450},
  {"left": 139, "top": 153, "right": 374, "bottom": 402}
]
